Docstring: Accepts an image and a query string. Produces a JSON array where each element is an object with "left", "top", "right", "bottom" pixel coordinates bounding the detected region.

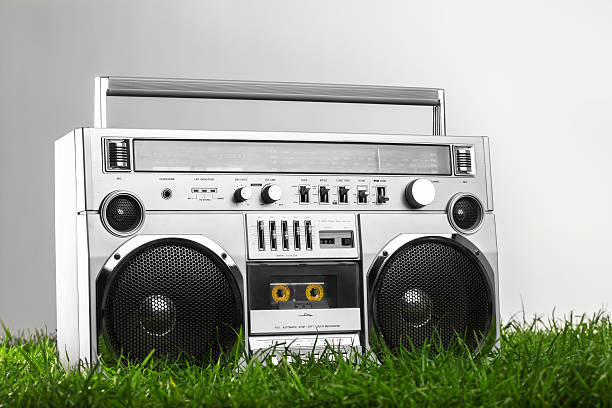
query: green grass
[{"left": 1, "top": 313, "right": 610, "bottom": 407}]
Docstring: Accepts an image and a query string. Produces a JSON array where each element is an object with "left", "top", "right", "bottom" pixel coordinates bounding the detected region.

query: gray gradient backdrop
[{"left": 1, "top": 0, "right": 610, "bottom": 333}]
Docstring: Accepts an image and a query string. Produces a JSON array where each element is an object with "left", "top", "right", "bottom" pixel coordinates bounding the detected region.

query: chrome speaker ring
[
  {"left": 100, "top": 190, "right": 145, "bottom": 237},
  {"left": 447, "top": 193, "right": 484, "bottom": 234}
]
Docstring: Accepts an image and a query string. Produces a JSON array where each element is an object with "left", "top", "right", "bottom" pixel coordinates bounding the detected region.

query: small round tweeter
[
  {"left": 101, "top": 191, "right": 145, "bottom": 236},
  {"left": 448, "top": 194, "right": 484, "bottom": 233}
]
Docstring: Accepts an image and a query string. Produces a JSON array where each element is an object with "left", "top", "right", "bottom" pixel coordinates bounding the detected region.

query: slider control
[
  {"left": 293, "top": 220, "right": 301, "bottom": 250},
  {"left": 305, "top": 220, "right": 313, "bottom": 250},
  {"left": 281, "top": 220, "right": 289, "bottom": 250},
  {"left": 257, "top": 221, "right": 265, "bottom": 250},
  {"left": 269, "top": 221, "right": 277, "bottom": 251}
]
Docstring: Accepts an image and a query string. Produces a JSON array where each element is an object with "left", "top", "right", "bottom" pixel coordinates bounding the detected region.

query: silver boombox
[{"left": 55, "top": 77, "right": 499, "bottom": 367}]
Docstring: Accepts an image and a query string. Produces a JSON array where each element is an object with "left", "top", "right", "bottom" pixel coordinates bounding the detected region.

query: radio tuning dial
[
  {"left": 405, "top": 178, "right": 436, "bottom": 208},
  {"left": 261, "top": 184, "right": 283, "bottom": 203},
  {"left": 234, "top": 186, "right": 252, "bottom": 202}
]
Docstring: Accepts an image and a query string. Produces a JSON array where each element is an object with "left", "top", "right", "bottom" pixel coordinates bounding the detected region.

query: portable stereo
[{"left": 55, "top": 77, "right": 499, "bottom": 366}]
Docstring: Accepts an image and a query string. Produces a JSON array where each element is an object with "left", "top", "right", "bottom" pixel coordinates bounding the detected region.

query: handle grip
[{"left": 94, "top": 76, "right": 446, "bottom": 134}]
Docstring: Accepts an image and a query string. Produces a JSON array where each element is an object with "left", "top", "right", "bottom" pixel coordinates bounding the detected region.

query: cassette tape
[
  {"left": 270, "top": 280, "right": 329, "bottom": 309},
  {"left": 247, "top": 262, "right": 360, "bottom": 311}
]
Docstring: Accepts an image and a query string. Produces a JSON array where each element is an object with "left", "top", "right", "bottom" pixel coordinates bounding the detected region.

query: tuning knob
[
  {"left": 405, "top": 178, "right": 436, "bottom": 208},
  {"left": 261, "top": 184, "right": 283, "bottom": 203},
  {"left": 234, "top": 186, "right": 252, "bottom": 202}
]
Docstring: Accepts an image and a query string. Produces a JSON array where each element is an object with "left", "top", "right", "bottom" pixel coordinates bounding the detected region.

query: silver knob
[
  {"left": 234, "top": 186, "right": 252, "bottom": 202},
  {"left": 261, "top": 184, "right": 283, "bottom": 203},
  {"left": 405, "top": 178, "right": 436, "bottom": 208}
]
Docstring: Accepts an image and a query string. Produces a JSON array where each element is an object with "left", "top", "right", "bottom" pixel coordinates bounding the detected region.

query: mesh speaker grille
[
  {"left": 371, "top": 237, "right": 492, "bottom": 354},
  {"left": 100, "top": 239, "right": 242, "bottom": 363},
  {"left": 103, "top": 194, "right": 143, "bottom": 234},
  {"left": 451, "top": 196, "right": 483, "bottom": 231}
]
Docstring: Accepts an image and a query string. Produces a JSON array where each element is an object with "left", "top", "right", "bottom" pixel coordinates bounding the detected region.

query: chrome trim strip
[
  {"left": 76, "top": 214, "right": 91, "bottom": 364},
  {"left": 54, "top": 131, "right": 80, "bottom": 367},
  {"left": 483, "top": 137, "right": 494, "bottom": 211}
]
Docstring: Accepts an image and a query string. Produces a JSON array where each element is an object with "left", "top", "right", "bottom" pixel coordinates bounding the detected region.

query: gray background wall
[{"left": 1, "top": 0, "right": 610, "bottom": 333}]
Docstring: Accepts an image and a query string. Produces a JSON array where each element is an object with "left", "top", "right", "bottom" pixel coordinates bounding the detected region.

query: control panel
[
  {"left": 94, "top": 173, "right": 487, "bottom": 212},
  {"left": 246, "top": 213, "right": 358, "bottom": 260}
]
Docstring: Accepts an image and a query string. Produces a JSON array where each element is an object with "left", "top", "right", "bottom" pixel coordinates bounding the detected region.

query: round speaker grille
[
  {"left": 102, "top": 193, "right": 144, "bottom": 235},
  {"left": 450, "top": 195, "right": 483, "bottom": 232},
  {"left": 101, "top": 239, "right": 242, "bottom": 363},
  {"left": 371, "top": 237, "right": 492, "bottom": 354}
]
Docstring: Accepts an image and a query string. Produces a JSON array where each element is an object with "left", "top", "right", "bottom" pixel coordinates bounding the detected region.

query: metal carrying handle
[{"left": 94, "top": 76, "right": 446, "bottom": 135}]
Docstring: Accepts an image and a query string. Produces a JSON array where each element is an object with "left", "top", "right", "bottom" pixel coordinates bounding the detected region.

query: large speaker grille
[
  {"left": 371, "top": 237, "right": 492, "bottom": 354},
  {"left": 100, "top": 239, "right": 242, "bottom": 363}
]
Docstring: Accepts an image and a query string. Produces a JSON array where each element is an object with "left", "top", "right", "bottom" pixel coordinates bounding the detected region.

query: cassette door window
[{"left": 248, "top": 262, "right": 360, "bottom": 311}]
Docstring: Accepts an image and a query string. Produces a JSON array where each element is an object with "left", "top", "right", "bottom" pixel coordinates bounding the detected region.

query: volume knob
[
  {"left": 405, "top": 178, "right": 436, "bottom": 208},
  {"left": 234, "top": 186, "right": 252, "bottom": 202},
  {"left": 261, "top": 184, "right": 283, "bottom": 203}
]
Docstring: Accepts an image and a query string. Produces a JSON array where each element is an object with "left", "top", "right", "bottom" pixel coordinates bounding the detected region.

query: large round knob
[
  {"left": 261, "top": 184, "right": 283, "bottom": 203},
  {"left": 405, "top": 178, "right": 436, "bottom": 208},
  {"left": 233, "top": 186, "right": 252, "bottom": 202}
]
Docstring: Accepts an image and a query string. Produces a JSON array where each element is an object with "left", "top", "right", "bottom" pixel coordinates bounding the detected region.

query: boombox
[{"left": 55, "top": 77, "right": 499, "bottom": 367}]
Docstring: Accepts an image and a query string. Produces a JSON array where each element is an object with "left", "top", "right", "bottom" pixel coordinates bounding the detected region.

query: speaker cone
[
  {"left": 99, "top": 238, "right": 243, "bottom": 363},
  {"left": 139, "top": 294, "right": 176, "bottom": 336},
  {"left": 449, "top": 194, "right": 483, "bottom": 233},
  {"left": 101, "top": 192, "right": 144, "bottom": 236},
  {"left": 370, "top": 237, "right": 493, "bottom": 355}
]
